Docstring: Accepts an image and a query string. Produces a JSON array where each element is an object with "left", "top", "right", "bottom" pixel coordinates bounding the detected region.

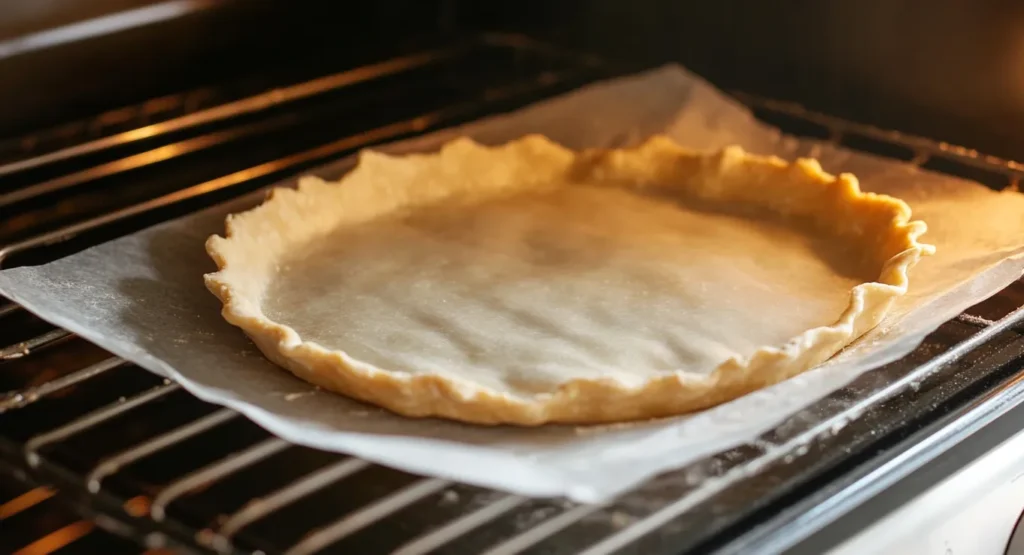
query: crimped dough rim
[{"left": 205, "top": 135, "right": 934, "bottom": 425}]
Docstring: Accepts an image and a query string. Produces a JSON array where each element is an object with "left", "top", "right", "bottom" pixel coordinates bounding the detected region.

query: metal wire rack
[{"left": 3, "top": 34, "right": 1024, "bottom": 555}]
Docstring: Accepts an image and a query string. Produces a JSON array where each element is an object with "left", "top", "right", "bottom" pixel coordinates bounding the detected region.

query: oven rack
[{"left": 3, "top": 35, "right": 1024, "bottom": 555}]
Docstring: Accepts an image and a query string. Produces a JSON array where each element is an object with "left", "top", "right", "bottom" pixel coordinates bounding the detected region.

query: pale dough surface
[
  {"left": 205, "top": 135, "right": 933, "bottom": 425},
  {"left": 264, "top": 186, "right": 865, "bottom": 395}
]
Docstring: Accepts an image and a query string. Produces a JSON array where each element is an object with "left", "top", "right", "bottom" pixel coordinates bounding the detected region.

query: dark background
[{"left": 3, "top": 0, "right": 1023, "bottom": 158}]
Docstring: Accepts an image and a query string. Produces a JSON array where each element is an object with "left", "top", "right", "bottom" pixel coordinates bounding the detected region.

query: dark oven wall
[
  {"left": 461, "top": 0, "right": 1024, "bottom": 161},
  {"left": 4, "top": 0, "right": 1023, "bottom": 161}
]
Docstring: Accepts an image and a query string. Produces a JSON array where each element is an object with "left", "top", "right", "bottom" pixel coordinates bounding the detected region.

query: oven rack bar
[
  {"left": 0, "top": 32, "right": 592, "bottom": 179},
  {"left": 391, "top": 494, "right": 528, "bottom": 555},
  {"left": 85, "top": 408, "right": 238, "bottom": 494},
  {"left": 0, "top": 68, "right": 597, "bottom": 270},
  {"left": 149, "top": 437, "right": 290, "bottom": 522},
  {"left": 23, "top": 382, "right": 181, "bottom": 465},
  {"left": 3, "top": 56, "right": 1024, "bottom": 555},
  {"left": 0, "top": 47, "right": 462, "bottom": 180},
  {"left": 0, "top": 114, "right": 431, "bottom": 264},
  {"left": 283, "top": 478, "right": 452, "bottom": 555},
  {"left": 484, "top": 504, "right": 605, "bottom": 555},
  {"left": 213, "top": 457, "right": 372, "bottom": 545},
  {"left": 734, "top": 93, "right": 1024, "bottom": 187},
  {"left": 0, "top": 328, "right": 73, "bottom": 360},
  {"left": 0, "top": 356, "right": 125, "bottom": 411}
]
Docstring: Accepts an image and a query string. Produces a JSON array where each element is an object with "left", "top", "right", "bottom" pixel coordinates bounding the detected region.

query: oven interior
[{"left": 3, "top": 2, "right": 1024, "bottom": 554}]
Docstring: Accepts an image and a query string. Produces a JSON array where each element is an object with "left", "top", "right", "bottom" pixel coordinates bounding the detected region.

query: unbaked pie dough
[{"left": 204, "top": 135, "right": 933, "bottom": 425}]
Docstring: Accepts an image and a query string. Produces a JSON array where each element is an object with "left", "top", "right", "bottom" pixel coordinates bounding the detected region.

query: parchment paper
[{"left": 3, "top": 65, "right": 1024, "bottom": 503}]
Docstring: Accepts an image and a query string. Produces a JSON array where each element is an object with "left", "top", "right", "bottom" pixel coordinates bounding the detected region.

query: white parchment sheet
[{"left": 3, "top": 65, "right": 1024, "bottom": 503}]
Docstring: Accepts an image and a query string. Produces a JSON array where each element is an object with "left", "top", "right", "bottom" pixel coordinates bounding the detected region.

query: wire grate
[{"left": 2, "top": 35, "right": 1024, "bottom": 555}]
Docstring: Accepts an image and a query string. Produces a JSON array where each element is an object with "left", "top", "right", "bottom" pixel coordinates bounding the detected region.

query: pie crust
[{"left": 204, "top": 135, "right": 933, "bottom": 425}]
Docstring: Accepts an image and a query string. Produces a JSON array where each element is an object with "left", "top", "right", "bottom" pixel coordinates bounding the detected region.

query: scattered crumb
[
  {"left": 440, "top": 490, "right": 460, "bottom": 505},
  {"left": 517, "top": 506, "right": 558, "bottom": 527},
  {"left": 284, "top": 389, "right": 317, "bottom": 401},
  {"left": 574, "top": 422, "right": 640, "bottom": 435},
  {"left": 609, "top": 510, "right": 635, "bottom": 528},
  {"left": 573, "top": 415, "right": 676, "bottom": 436},
  {"left": 144, "top": 532, "right": 166, "bottom": 549},
  {"left": 194, "top": 528, "right": 217, "bottom": 546}
]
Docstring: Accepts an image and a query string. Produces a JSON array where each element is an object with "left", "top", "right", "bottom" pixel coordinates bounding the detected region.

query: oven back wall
[
  {"left": 463, "top": 0, "right": 1024, "bottom": 160},
  {"left": 4, "top": 0, "right": 1024, "bottom": 161}
]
